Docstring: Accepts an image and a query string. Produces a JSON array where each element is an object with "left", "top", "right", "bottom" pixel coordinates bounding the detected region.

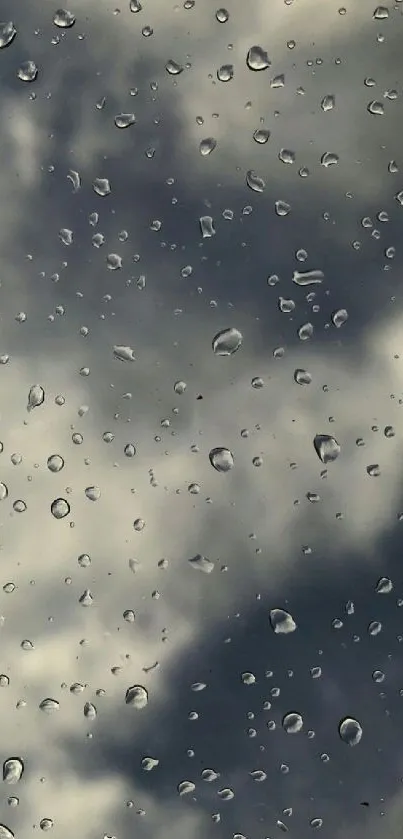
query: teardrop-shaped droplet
[
  {"left": 246, "top": 45, "right": 270, "bottom": 71},
  {"left": 114, "top": 113, "right": 136, "bottom": 129},
  {"left": 212, "top": 327, "right": 243, "bottom": 356},
  {"left": 27, "top": 384, "right": 45, "bottom": 411},
  {"left": 199, "top": 137, "right": 217, "bottom": 156}
]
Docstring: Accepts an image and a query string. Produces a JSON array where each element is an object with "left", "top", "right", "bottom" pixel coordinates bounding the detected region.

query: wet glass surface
[{"left": 0, "top": 1, "right": 402, "bottom": 838}]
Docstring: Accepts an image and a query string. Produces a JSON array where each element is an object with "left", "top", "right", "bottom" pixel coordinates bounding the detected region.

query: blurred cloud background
[{"left": 0, "top": 1, "right": 402, "bottom": 838}]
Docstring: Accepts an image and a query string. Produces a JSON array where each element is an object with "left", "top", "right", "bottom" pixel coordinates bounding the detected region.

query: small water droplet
[
  {"left": 216, "top": 7, "right": 229, "bottom": 21},
  {"left": 178, "top": 781, "right": 195, "bottom": 795},
  {"left": 321, "top": 152, "right": 339, "bottom": 167},
  {"left": 373, "top": 5, "right": 389, "bottom": 18},
  {"left": 217, "top": 64, "right": 234, "bottom": 82},
  {"left": 84, "top": 701, "right": 97, "bottom": 719},
  {"left": 279, "top": 149, "right": 295, "bottom": 165},
  {"left": 53, "top": 8, "right": 75, "bottom": 27},
  {"left": 141, "top": 756, "right": 159, "bottom": 770}
]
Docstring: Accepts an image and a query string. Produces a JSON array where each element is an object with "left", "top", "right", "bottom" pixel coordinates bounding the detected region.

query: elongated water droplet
[
  {"left": 270, "top": 608, "right": 297, "bottom": 634},
  {"left": 246, "top": 45, "right": 270, "bottom": 71},
  {"left": 166, "top": 59, "right": 183, "bottom": 75},
  {"left": 200, "top": 215, "right": 215, "bottom": 238},
  {"left": 212, "top": 327, "right": 243, "bottom": 356},
  {"left": 339, "top": 716, "right": 362, "bottom": 745},
  {"left": 27, "top": 384, "right": 45, "bottom": 411},
  {"left": 188, "top": 554, "right": 214, "bottom": 573},
  {"left": 293, "top": 269, "right": 324, "bottom": 286},
  {"left": 67, "top": 169, "right": 81, "bottom": 192},
  {"left": 250, "top": 769, "right": 266, "bottom": 781},
  {"left": 113, "top": 345, "right": 135, "bottom": 362},
  {"left": 0, "top": 22, "right": 16, "bottom": 48},
  {"left": 246, "top": 169, "right": 265, "bottom": 192},
  {"left": 3, "top": 758, "right": 24, "bottom": 784},
  {"left": 114, "top": 113, "right": 136, "bottom": 129},
  {"left": 39, "top": 698, "right": 60, "bottom": 713}
]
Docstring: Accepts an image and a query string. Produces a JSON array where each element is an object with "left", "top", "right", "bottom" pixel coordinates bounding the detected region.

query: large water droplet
[
  {"left": 332, "top": 308, "right": 348, "bottom": 328},
  {"left": 282, "top": 712, "right": 303, "bottom": 733},
  {"left": 293, "top": 269, "right": 324, "bottom": 286},
  {"left": 113, "top": 345, "right": 135, "bottom": 362},
  {"left": 253, "top": 128, "right": 270, "bottom": 144},
  {"left": 93, "top": 177, "right": 110, "bottom": 197},
  {"left": 3, "top": 758, "right": 24, "bottom": 784},
  {"left": 321, "top": 152, "right": 339, "bottom": 167},
  {"left": 53, "top": 8, "right": 76, "bottom": 27},
  {"left": 246, "top": 170, "right": 265, "bottom": 192},
  {"left": 84, "top": 701, "right": 97, "bottom": 719},
  {"left": 178, "top": 781, "right": 195, "bottom": 795},
  {"left": 114, "top": 113, "right": 135, "bottom": 129},
  {"left": 367, "top": 100, "right": 384, "bottom": 116},
  {"left": 279, "top": 149, "right": 295, "bottom": 165},
  {"left": 17, "top": 60, "right": 38, "bottom": 82},
  {"left": 166, "top": 59, "right": 183, "bottom": 75},
  {"left": 217, "top": 64, "right": 234, "bottom": 82},
  {"left": 141, "top": 756, "right": 159, "bottom": 771},
  {"left": 125, "top": 684, "right": 148, "bottom": 708},
  {"left": 0, "top": 826, "right": 14, "bottom": 839},
  {"left": 47, "top": 454, "right": 64, "bottom": 473},
  {"left": 50, "top": 498, "right": 70, "bottom": 519},
  {"left": 314, "top": 434, "right": 340, "bottom": 463},
  {"left": 212, "top": 327, "right": 243, "bottom": 356},
  {"left": 321, "top": 94, "right": 335, "bottom": 111},
  {"left": 200, "top": 215, "right": 215, "bottom": 238},
  {"left": 27, "top": 384, "right": 45, "bottom": 412},
  {"left": 338, "top": 716, "right": 362, "bottom": 745},
  {"left": 85, "top": 486, "right": 101, "bottom": 501},
  {"left": 270, "top": 608, "right": 297, "bottom": 634},
  {"left": 0, "top": 22, "right": 16, "bottom": 48},
  {"left": 209, "top": 447, "right": 234, "bottom": 472},
  {"left": 188, "top": 554, "right": 215, "bottom": 574},
  {"left": 376, "top": 576, "right": 393, "bottom": 594},
  {"left": 246, "top": 45, "right": 270, "bottom": 71},
  {"left": 39, "top": 698, "right": 60, "bottom": 713},
  {"left": 373, "top": 5, "right": 389, "bottom": 18},
  {"left": 275, "top": 200, "right": 291, "bottom": 217},
  {"left": 199, "top": 137, "right": 217, "bottom": 156}
]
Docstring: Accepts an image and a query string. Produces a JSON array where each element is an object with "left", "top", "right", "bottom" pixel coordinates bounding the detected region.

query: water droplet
[
  {"left": 279, "top": 149, "right": 295, "bottom": 165},
  {"left": 27, "top": 384, "right": 45, "bottom": 412},
  {"left": 125, "top": 684, "right": 148, "bottom": 708},
  {"left": 246, "top": 45, "right": 270, "bottom": 71},
  {"left": 250, "top": 769, "right": 266, "bottom": 781},
  {"left": 314, "top": 434, "right": 340, "bottom": 464},
  {"left": 367, "top": 464, "right": 380, "bottom": 477},
  {"left": 113, "top": 345, "right": 135, "bottom": 362},
  {"left": 17, "top": 60, "right": 38, "bottom": 82},
  {"left": 202, "top": 768, "right": 219, "bottom": 781},
  {"left": 124, "top": 443, "right": 136, "bottom": 457},
  {"left": 241, "top": 672, "right": 256, "bottom": 685},
  {"left": 372, "top": 669, "right": 385, "bottom": 683},
  {"left": 166, "top": 59, "right": 183, "bottom": 75},
  {"left": 209, "top": 447, "right": 234, "bottom": 472},
  {"left": 79, "top": 589, "right": 93, "bottom": 606},
  {"left": 129, "top": 0, "right": 142, "bottom": 10},
  {"left": 373, "top": 5, "right": 389, "bottom": 17},
  {"left": 85, "top": 486, "right": 101, "bottom": 501},
  {"left": 212, "top": 327, "right": 243, "bottom": 356},
  {"left": 47, "top": 455, "right": 64, "bottom": 473},
  {"left": 178, "top": 781, "right": 195, "bottom": 795},
  {"left": 13, "top": 500, "right": 26, "bottom": 513},
  {"left": 282, "top": 712, "right": 303, "bottom": 733},
  {"left": 199, "top": 137, "right": 217, "bottom": 156},
  {"left": 84, "top": 701, "right": 97, "bottom": 719},
  {"left": 50, "top": 498, "right": 70, "bottom": 519},
  {"left": 367, "top": 100, "right": 384, "bottom": 115},
  {"left": 39, "top": 698, "right": 60, "bottom": 713},
  {"left": 53, "top": 7, "right": 76, "bottom": 27},
  {"left": 141, "top": 756, "right": 159, "bottom": 770},
  {"left": 217, "top": 64, "right": 234, "bottom": 82},
  {"left": 368, "top": 620, "right": 382, "bottom": 635},
  {"left": 3, "top": 759, "right": 24, "bottom": 784},
  {"left": 188, "top": 554, "right": 215, "bottom": 573},
  {"left": 0, "top": 22, "right": 16, "bottom": 48},
  {"left": 321, "top": 152, "right": 339, "bottom": 167},
  {"left": 298, "top": 322, "right": 314, "bottom": 340},
  {"left": 217, "top": 787, "right": 234, "bottom": 800},
  {"left": 293, "top": 269, "right": 324, "bottom": 286},
  {"left": 114, "top": 113, "right": 136, "bottom": 129},
  {"left": 174, "top": 380, "right": 187, "bottom": 395},
  {"left": 0, "top": 482, "right": 8, "bottom": 500},
  {"left": 253, "top": 128, "right": 270, "bottom": 144},
  {"left": 294, "top": 369, "right": 312, "bottom": 385},
  {"left": 376, "top": 576, "right": 393, "bottom": 594},
  {"left": 93, "top": 177, "right": 110, "bottom": 197},
  {"left": 279, "top": 297, "right": 295, "bottom": 313},
  {"left": 321, "top": 94, "right": 335, "bottom": 111},
  {"left": 0, "top": 826, "right": 14, "bottom": 839},
  {"left": 67, "top": 170, "right": 81, "bottom": 192},
  {"left": 246, "top": 170, "right": 266, "bottom": 192},
  {"left": 216, "top": 7, "right": 229, "bottom": 21},
  {"left": 338, "top": 716, "right": 362, "bottom": 745},
  {"left": 271, "top": 74, "right": 285, "bottom": 88},
  {"left": 275, "top": 200, "right": 291, "bottom": 217},
  {"left": 331, "top": 308, "right": 348, "bottom": 328},
  {"left": 39, "top": 820, "right": 53, "bottom": 832},
  {"left": 270, "top": 608, "right": 297, "bottom": 634},
  {"left": 133, "top": 518, "right": 145, "bottom": 531},
  {"left": 200, "top": 215, "right": 215, "bottom": 237},
  {"left": 310, "top": 818, "right": 323, "bottom": 829}
]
